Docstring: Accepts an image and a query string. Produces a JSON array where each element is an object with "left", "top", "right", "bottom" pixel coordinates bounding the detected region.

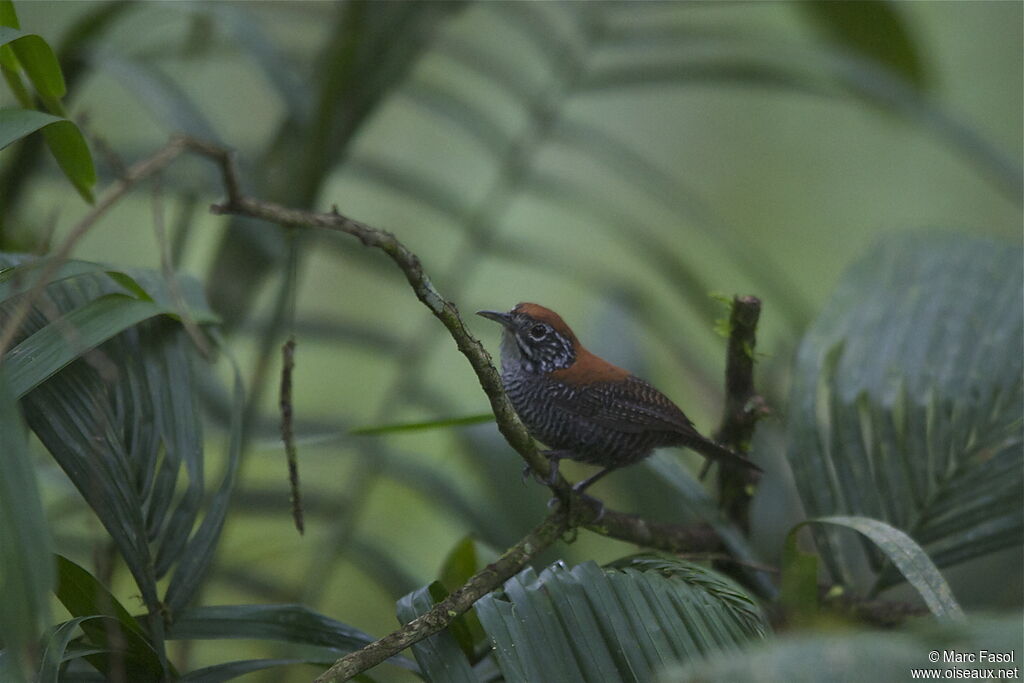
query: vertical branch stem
[{"left": 713, "top": 295, "right": 768, "bottom": 535}]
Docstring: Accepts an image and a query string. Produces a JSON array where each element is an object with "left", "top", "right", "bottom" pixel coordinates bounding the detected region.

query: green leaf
[
  {"left": 396, "top": 583, "right": 476, "bottom": 683},
  {"left": 163, "top": 331, "right": 243, "bottom": 613},
  {"left": 38, "top": 615, "right": 111, "bottom": 683},
  {"left": 437, "top": 538, "right": 489, "bottom": 659},
  {"left": 438, "top": 536, "right": 481, "bottom": 594},
  {"left": 179, "top": 658, "right": 327, "bottom": 683},
  {"left": 0, "top": 257, "right": 128, "bottom": 304},
  {"left": 798, "top": 0, "right": 927, "bottom": 91},
  {"left": 0, "top": 109, "right": 94, "bottom": 201},
  {"left": 0, "top": 1, "right": 20, "bottom": 29},
  {"left": 0, "top": 107, "right": 62, "bottom": 148},
  {"left": 0, "top": 257, "right": 219, "bottom": 400},
  {"left": 798, "top": 517, "right": 963, "bottom": 621},
  {"left": 3, "top": 293, "right": 179, "bottom": 398},
  {"left": 53, "top": 555, "right": 166, "bottom": 681},
  {"left": 0, "top": 376, "right": 54, "bottom": 683},
  {"left": 476, "top": 559, "right": 768, "bottom": 682},
  {"left": 0, "top": 27, "right": 66, "bottom": 101},
  {"left": 1, "top": 254, "right": 231, "bottom": 628},
  {"left": 166, "top": 604, "right": 417, "bottom": 672},
  {"left": 350, "top": 413, "right": 494, "bottom": 435},
  {"left": 661, "top": 614, "right": 1021, "bottom": 683},
  {"left": 786, "top": 232, "right": 1023, "bottom": 586},
  {"left": 780, "top": 528, "right": 819, "bottom": 625}
]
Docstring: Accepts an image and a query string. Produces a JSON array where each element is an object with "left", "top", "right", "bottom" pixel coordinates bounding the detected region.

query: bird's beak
[{"left": 476, "top": 310, "right": 514, "bottom": 327}]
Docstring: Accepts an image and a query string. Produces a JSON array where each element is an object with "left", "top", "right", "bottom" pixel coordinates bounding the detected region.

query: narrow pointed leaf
[
  {"left": 179, "top": 658, "right": 329, "bottom": 683},
  {"left": 164, "top": 333, "right": 243, "bottom": 612},
  {"left": 0, "top": 376, "right": 53, "bottom": 683},
  {"left": 167, "top": 604, "right": 416, "bottom": 671},
  {"left": 396, "top": 584, "right": 476, "bottom": 683},
  {"left": 0, "top": 27, "right": 65, "bottom": 99},
  {"left": 798, "top": 516, "right": 963, "bottom": 620},
  {"left": 38, "top": 616, "right": 110, "bottom": 683},
  {"left": 0, "top": 109, "right": 94, "bottom": 201},
  {"left": 350, "top": 413, "right": 493, "bottom": 435},
  {"left": 53, "top": 555, "right": 166, "bottom": 681}
]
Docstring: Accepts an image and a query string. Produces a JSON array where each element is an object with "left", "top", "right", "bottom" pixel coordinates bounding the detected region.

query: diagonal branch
[
  {"left": 8, "top": 135, "right": 751, "bottom": 681},
  {"left": 315, "top": 508, "right": 571, "bottom": 682},
  {"left": 180, "top": 137, "right": 567, "bottom": 493}
]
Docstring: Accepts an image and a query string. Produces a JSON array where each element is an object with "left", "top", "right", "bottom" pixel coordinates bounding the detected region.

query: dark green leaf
[
  {"left": 396, "top": 584, "right": 476, "bottom": 683},
  {"left": 432, "top": 536, "right": 483, "bottom": 659},
  {"left": 0, "top": 109, "right": 94, "bottom": 201},
  {"left": 799, "top": 517, "right": 963, "bottom": 620},
  {"left": 786, "top": 232, "right": 1023, "bottom": 586},
  {"left": 53, "top": 555, "right": 166, "bottom": 681},
  {"left": 38, "top": 616, "right": 120, "bottom": 683},
  {"left": 0, "top": 258, "right": 126, "bottom": 304},
  {"left": 145, "top": 324, "right": 205, "bottom": 578},
  {"left": 179, "top": 658, "right": 324, "bottom": 683},
  {"left": 1, "top": 255, "right": 227, "bottom": 626},
  {"left": 3, "top": 294, "right": 178, "bottom": 398},
  {"left": 163, "top": 332, "right": 243, "bottom": 613},
  {"left": 438, "top": 536, "right": 480, "bottom": 594},
  {"left": 476, "top": 560, "right": 768, "bottom": 682},
  {"left": 798, "top": 0, "right": 927, "bottom": 91},
  {"left": 0, "top": 107, "right": 61, "bottom": 148},
  {"left": 0, "top": 376, "right": 53, "bottom": 683},
  {"left": 0, "top": 1, "right": 19, "bottom": 28},
  {"left": 167, "top": 604, "right": 417, "bottom": 671},
  {"left": 0, "top": 27, "right": 66, "bottom": 100}
]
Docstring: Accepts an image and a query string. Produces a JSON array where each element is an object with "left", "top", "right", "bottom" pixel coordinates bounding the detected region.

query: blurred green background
[{"left": 2, "top": 1, "right": 1021, "bottom": 680}]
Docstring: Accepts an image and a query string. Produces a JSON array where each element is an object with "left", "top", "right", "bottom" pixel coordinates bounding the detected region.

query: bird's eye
[{"left": 528, "top": 324, "right": 547, "bottom": 340}]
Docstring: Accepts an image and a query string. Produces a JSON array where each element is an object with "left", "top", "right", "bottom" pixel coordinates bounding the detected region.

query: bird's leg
[
  {"left": 697, "top": 459, "right": 713, "bottom": 481},
  {"left": 523, "top": 449, "right": 575, "bottom": 485},
  {"left": 546, "top": 490, "right": 606, "bottom": 523},
  {"left": 571, "top": 465, "right": 615, "bottom": 494}
]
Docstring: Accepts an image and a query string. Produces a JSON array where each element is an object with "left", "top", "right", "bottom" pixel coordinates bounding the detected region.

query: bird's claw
[
  {"left": 522, "top": 463, "right": 553, "bottom": 486},
  {"left": 547, "top": 491, "right": 606, "bottom": 522},
  {"left": 524, "top": 450, "right": 566, "bottom": 486}
]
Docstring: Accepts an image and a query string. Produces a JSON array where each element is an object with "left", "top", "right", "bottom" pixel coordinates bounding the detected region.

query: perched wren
[{"left": 477, "top": 303, "right": 761, "bottom": 493}]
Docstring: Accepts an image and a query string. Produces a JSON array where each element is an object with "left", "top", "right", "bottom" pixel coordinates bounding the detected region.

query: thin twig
[{"left": 280, "top": 335, "right": 303, "bottom": 534}]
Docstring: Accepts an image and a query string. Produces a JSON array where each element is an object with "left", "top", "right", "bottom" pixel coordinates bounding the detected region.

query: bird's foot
[
  {"left": 523, "top": 449, "right": 573, "bottom": 486},
  {"left": 547, "top": 490, "right": 606, "bottom": 523}
]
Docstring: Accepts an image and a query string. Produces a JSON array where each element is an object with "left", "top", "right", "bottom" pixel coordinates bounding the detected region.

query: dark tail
[{"left": 687, "top": 436, "right": 762, "bottom": 478}]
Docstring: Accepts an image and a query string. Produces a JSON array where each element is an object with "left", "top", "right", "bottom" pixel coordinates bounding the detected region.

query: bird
[{"left": 477, "top": 302, "right": 761, "bottom": 494}]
